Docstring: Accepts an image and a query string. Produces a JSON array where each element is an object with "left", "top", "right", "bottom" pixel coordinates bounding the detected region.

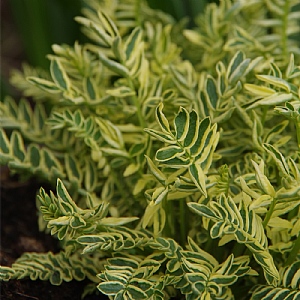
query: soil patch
[{"left": 0, "top": 171, "right": 106, "bottom": 299}]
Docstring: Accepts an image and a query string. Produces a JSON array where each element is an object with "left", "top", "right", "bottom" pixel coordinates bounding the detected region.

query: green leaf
[
  {"left": 11, "top": 131, "right": 25, "bottom": 162},
  {"left": 282, "top": 260, "right": 300, "bottom": 289},
  {"left": 189, "top": 117, "right": 211, "bottom": 156},
  {"left": 96, "top": 118, "right": 124, "bottom": 149},
  {"left": 227, "top": 51, "right": 244, "bottom": 79},
  {"left": 189, "top": 164, "right": 207, "bottom": 197},
  {"left": 19, "top": 99, "right": 32, "bottom": 124},
  {"left": 129, "top": 143, "right": 146, "bottom": 157},
  {"left": 144, "top": 128, "right": 175, "bottom": 144},
  {"left": 196, "top": 125, "right": 219, "bottom": 172},
  {"left": 0, "top": 266, "right": 15, "bottom": 281},
  {"left": 145, "top": 155, "right": 167, "bottom": 185},
  {"left": 210, "top": 274, "right": 237, "bottom": 285},
  {"left": 251, "top": 286, "right": 298, "bottom": 300},
  {"left": 108, "top": 257, "right": 139, "bottom": 269},
  {"left": 77, "top": 235, "right": 104, "bottom": 244},
  {"left": 156, "top": 145, "right": 184, "bottom": 162},
  {"left": 152, "top": 186, "right": 169, "bottom": 205},
  {"left": 244, "top": 84, "right": 276, "bottom": 97},
  {"left": 98, "top": 10, "right": 118, "bottom": 36},
  {"left": 85, "top": 77, "right": 96, "bottom": 100},
  {"left": 27, "top": 76, "right": 61, "bottom": 93},
  {"left": 160, "top": 156, "right": 190, "bottom": 168},
  {"left": 65, "top": 155, "right": 82, "bottom": 185},
  {"left": 142, "top": 201, "right": 159, "bottom": 229},
  {"left": 106, "top": 86, "right": 135, "bottom": 97},
  {"left": 56, "top": 179, "right": 77, "bottom": 210},
  {"left": 184, "top": 110, "right": 199, "bottom": 149},
  {"left": 249, "top": 195, "right": 273, "bottom": 210},
  {"left": 0, "top": 129, "right": 10, "bottom": 154},
  {"left": 112, "top": 36, "right": 125, "bottom": 62},
  {"left": 227, "top": 51, "right": 251, "bottom": 85},
  {"left": 70, "top": 215, "right": 86, "bottom": 228},
  {"left": 256, "top": 75, "right": 291, "bottom": 92},
  {"left": 247, "top": 93, "right": 293, "bottom": 109},
  {"left": 42, "top": 149, "right": 63, "bottom": 174},
  {"left": 252, "top": 160, "right": 276, "bottom": 197},
  {"left": 156, "top": 103, "right": 171, "bottom": 133},
  {"left": 98, "top": 217, "right": 139, "bottom": 226},
  {"left": 265, "top": 120, "right": 289, "bottom": 143},
  {"left": 98, "top": 53, "right": 130, "bottom": 77},
  {"left": 174, "top": 107, "right": 189, "bottom": 141},
  {"left": 89, "top": 21, "right": 112, "bottom": 46},
  {"left": 84, "top": 160, "right": 98, "bottom": 192},
  {"left": 206, "top": 76, "right": 218, "bottom": 109},
  {"left": 49, "top": 216, "right": 70, "bottom": 226},
  {"left": 123, "top": 163, "right": 140, "bottom": 177},
  {"left": 97, "top": 281, "right": 125, "bottom": 295},
  {"left": 263, "top": 144, "right": 289, "bottom": 175},
  {"left": 210, "top": 221, "right": 226, "bottom": 239},
  {"left": 28, "top": 144, "right": 40, "bottom": 168},
  {"left": 100, "top": 147, "right": 129, "bottom": 157},
  {"left": 50, "top": 59, "right": 70, "bottom": 90},
  {"left": 188, "top": 203, "right": 220, "bottom": 220},
  {"left": 127, "top": 285, "right": 148, "bottom": 299},
  {"left": 125, "top": 27, "right": 143, "bottom": 60},
  {"left": 33, "top": 104, "right": 46, "bottom": 131}
]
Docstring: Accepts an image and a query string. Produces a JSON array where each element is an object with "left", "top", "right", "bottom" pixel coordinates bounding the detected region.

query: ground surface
[{"left": 0, "top": 171, "right": 106, "bottom": 300}]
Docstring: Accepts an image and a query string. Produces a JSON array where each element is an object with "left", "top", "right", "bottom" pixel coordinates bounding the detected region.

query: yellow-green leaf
[
  {"left": 244, "top": 84, "right": 276, "bottom": 97},
  {"left": 27, "top": 77, "right": 61, "bottom": 93},
  {"left": 156, "top": 145, "right": 184, "bottom": 162},
  {"left": 256, "top": 75, "right": 291, "bottom": 92},
  {"left": 252, "top": 160, "right": 276, "bottom": 197},
  {"left": 174, "top": 107, "right": 189, "bottom": 142},
  {"left": 156, "top": 102, "right": 171, "bottom": 133},
  {"left": 50, "top": 59, "right": 70, "bottom": 90},
  {"left": 98, "top": 217, "right": 139, "bottom": 226},
  {"left": 189, "top": 163, "right": 207, "bottom": 197},
  {"left": 98, "top": 53, "right": 129, "bottom": 77},
  {"left": 123, "top": 163, "right": 140, "bottom": 177},
  {"left": 145, "top": 155, "right": 167, "bottom": 185}
]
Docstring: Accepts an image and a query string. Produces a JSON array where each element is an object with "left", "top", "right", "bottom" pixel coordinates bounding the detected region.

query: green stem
[
  {"left": 179, "top": 199, "right": 187, "bottom": 245},
  {"left": 281, "top": 0, "right": 289, "bottom": 59},
  {"left": 262, "top": 197, "right": 277, "bottom": 228},
  {"left": 261, "top": 106, "right": 268, "bottom": 125},
  {"left": 295, "top": 121, "right": 300, "bottom": 150},
  {"left": 110, "top": 168, "right": 131, "bottom": 201},
  {"left": 285, "top": 233, "right": 300, "bottom": 266},
  {"left": 135, "top": 0, "right": 142, "bottom": 26},
  {"left": 163, "top": 199, "right": 174, "bottom": 238},
  {"left": 127, "top": 79, "right": 146, "bottom": 128}
]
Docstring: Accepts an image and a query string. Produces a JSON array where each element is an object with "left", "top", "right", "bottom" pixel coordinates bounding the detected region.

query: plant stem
[
  {"left": 127, "top": 79, "right": 146, "bottom": 128},
  {"left": 262, "top": 197, "right": 277, "bottom": 228},
  {"left": 285, "top": 233, "right": 300, "bottom": 266},
  {"left": 179, "top": 199, "right": 187, "bottom": 245},
  {"left": 261, "top": 106, "right": 268, "bottom": 125},
  {"left": 110, "top": 168, "right": 131, "bottom": 202},
  {"left": 281, "top": 0, "right": 289, "bottom": 59},
  {"left": 295, "top": 121, "right": 300, "bottom": 150},
  {"left": 135, "top": 0, "right": 142, "bottom": 26},
  {"left": 163, "top": 199, "right": 174, "bottom": 238}
]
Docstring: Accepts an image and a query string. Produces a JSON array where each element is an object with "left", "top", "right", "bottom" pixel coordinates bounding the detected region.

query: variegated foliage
[{"left": 1, "top": 0, "right": 300, "bottom": 299}]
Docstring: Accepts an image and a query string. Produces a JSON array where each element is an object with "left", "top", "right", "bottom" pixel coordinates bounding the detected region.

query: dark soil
[{"left": 0, "top": 170, "right": 105, "bottom": 300}]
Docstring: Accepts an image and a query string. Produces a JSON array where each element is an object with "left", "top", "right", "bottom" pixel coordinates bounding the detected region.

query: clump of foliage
[{"left": 1, "top": 0, "right": 300, "bottom": 299}]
